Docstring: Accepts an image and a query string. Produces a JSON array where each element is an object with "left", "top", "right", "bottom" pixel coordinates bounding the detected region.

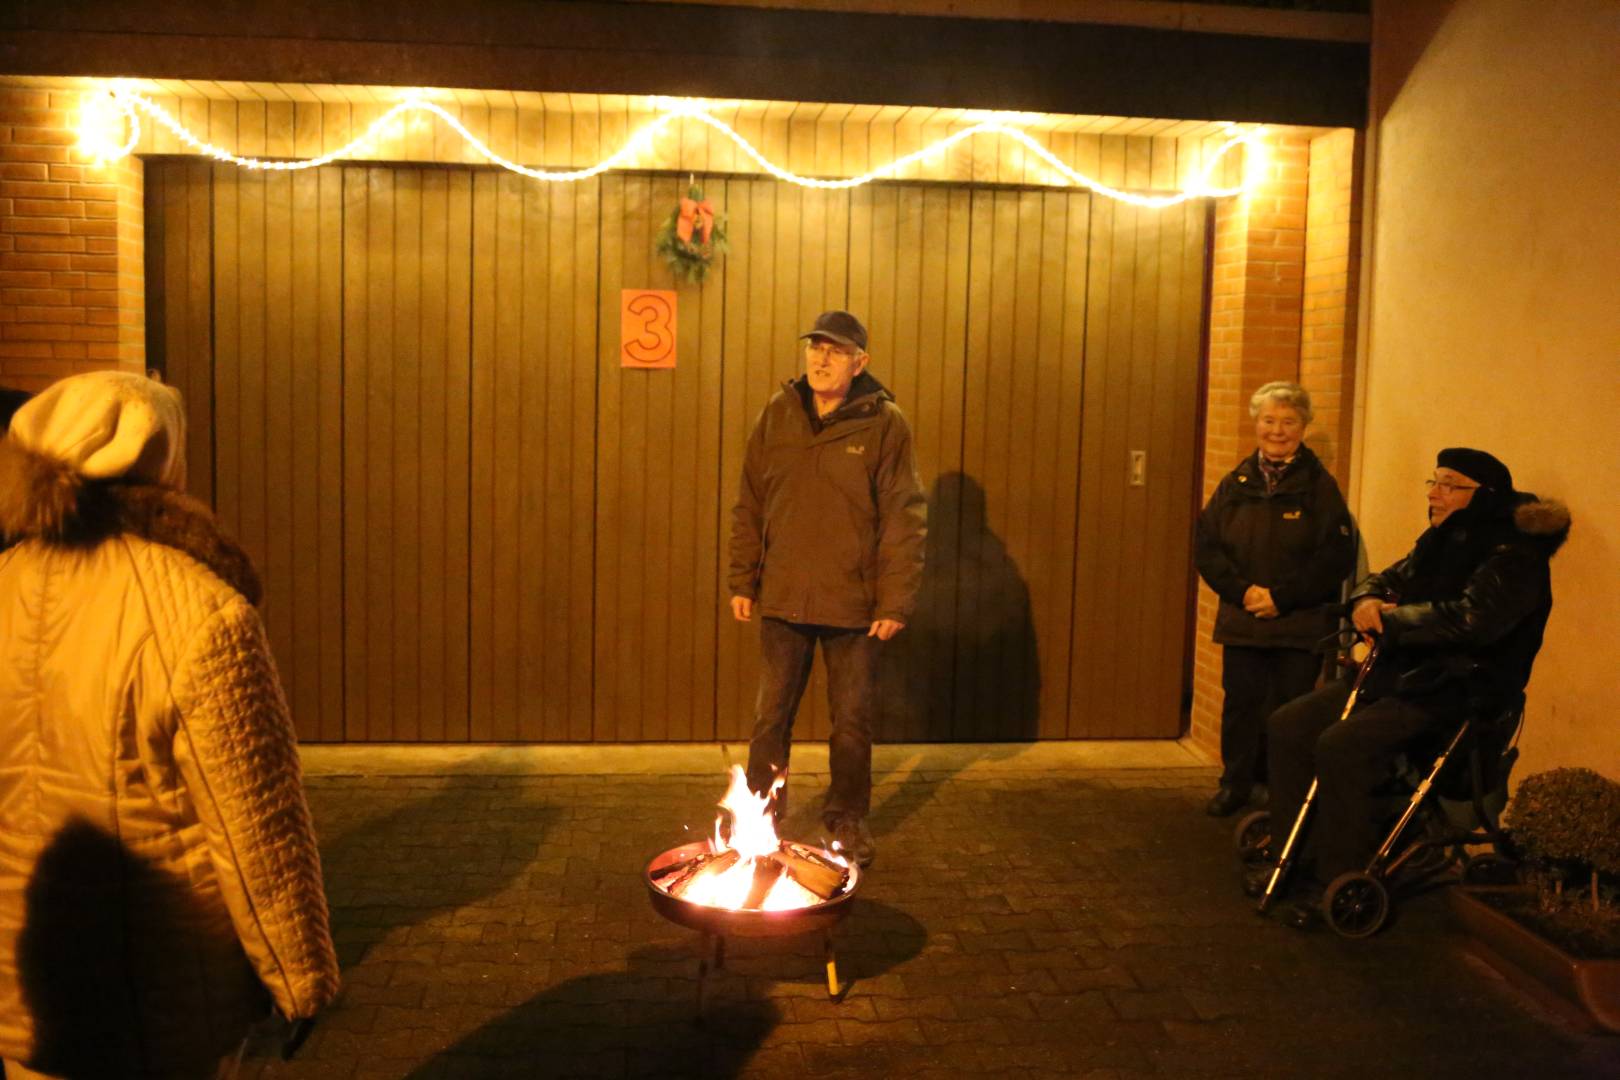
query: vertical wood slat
[
  {"left": 363, "top": 167, "right": 396, "bottom": 740},
  {"left": 714, "top": 176, "right": 757, "bottom": 746},
  {"left": 468, "top": 171, "right": 497, "bottom": 740},
  {"left": 261, "top": 167, "right": 294, "bottom": 736},
  {"left": 339, "top": 167, "right": 370, "bottom": 739}
]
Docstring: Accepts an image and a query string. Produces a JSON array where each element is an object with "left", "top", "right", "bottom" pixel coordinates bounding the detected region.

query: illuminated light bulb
[
  {"left": 101, "top": 86, "right": 1266, "bottom": 206},
  {"left": 78, "top": 90, "right": 139, "bottom": 165}
]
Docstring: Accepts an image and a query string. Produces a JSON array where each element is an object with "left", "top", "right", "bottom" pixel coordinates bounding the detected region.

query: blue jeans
[{"left": 745, "top": 617, "right": 879, "bottom": 826}]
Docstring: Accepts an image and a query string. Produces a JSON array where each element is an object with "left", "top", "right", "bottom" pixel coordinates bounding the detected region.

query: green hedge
[{"left": 1506, "top": 768, "right": 1620, "bottom": 875}]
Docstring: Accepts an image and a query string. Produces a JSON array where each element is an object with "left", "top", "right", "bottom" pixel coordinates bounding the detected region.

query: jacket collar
[
  {"left": 0, "top": 437, "right": 261, "bottom": 604},
  {"left": 786, "top": 371, "right": 893, "bottom": 429},
  {"left": 1232, "top": 445, "right": 1319, "bottom": 494}
]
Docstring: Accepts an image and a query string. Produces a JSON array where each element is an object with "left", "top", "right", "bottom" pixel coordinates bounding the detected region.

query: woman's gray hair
[{"left": 1249, "top": 381, "right": 1313, "bottom": 425}]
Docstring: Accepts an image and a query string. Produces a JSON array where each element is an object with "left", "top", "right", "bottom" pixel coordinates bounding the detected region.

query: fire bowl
[{"left": 644, "top": 840, "right": 861, "bottom": 939}]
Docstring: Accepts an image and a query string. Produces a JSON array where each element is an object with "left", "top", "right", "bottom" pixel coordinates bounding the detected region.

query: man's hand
[
  {"left": 1242, "top": 585, "right": 1279, "bottom": 619},
  {"left": 1352, "top": 597, "right": 1395, "bottom": 637},
  {"left": 868, "top": 618, "right": 904, "bottom": 641},
  {"left": 730, "top": 596, "right": 753, "bottom": 622}
]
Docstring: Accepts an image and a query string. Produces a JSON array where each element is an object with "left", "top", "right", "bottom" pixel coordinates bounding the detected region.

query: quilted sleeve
[{"left": 169, "top": 596, "right": 340, "bottom": 1020}]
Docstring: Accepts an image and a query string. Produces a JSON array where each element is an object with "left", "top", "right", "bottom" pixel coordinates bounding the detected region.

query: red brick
[
  {"left": 0, "top": 146, "right": 68, "bottom": 165},
  {"left": 16, "top": 234, "right": 82, "bottom": 253},
  {"left": 0, "top": 270, "right": 52, "bottom": 288},
  {"left": 15, "top": 198, "right": 83, "bottom": 217},
  {"left": 69, "top": 183, "right": 118, "bottom": 201},
  {"left": 0, "top": 252, "right": 70, "bottom": 270},
  {"left": 1, "top": 216, "right": 70, "bottom": 235},
  {"left": 0, "top": 163, "right": 50, "bottom": 181},
  {"left": 1, "top": 287, "right": 70, "bottom": 305},
  {"left": 0, "top": 181, "right": 70, "bottom": 200},
  {"left": 0, "top": 89, "right": 51, "bottom": 110},
  {"left": 15, "top": 306, "right": 85, "bottom": 324},
  {"left": 10, "top": 127, "right": 78, "bottom": 148},
  {"left": 2, "top": 323, "right": 72, "bottom": 341}
]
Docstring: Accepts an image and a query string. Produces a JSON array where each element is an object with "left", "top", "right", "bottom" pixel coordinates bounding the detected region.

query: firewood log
[
  {"left": 742, "top": 856, "right": 785, "bottom": 910},
  {"left": 666, "top": 849, "right": 740, "bottom": 898},
  {"left": 769, "top": 847, "right": 848, "bottom": 900}
]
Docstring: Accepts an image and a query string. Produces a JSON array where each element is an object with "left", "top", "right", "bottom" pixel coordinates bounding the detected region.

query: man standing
[
  {"left": 1262, "top": 448, "right": 1569, "bottom": 928},
  {"left": 728, "top": 310, "right": 927, "bottom": 866}
]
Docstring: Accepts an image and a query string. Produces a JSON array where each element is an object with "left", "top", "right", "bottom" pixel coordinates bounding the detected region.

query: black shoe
[
  {"left": 1284, "top": 899, "right": 1322, "bottom": 932},
  {"left": 1206, "top": 785, "right": 1251, "bottom": 818},
  {"left": 1250, "top": 783, "right": 1270, "bottom": 809},
  {"left": 829, "top": 817, "right": 875, "bottom": 867}
]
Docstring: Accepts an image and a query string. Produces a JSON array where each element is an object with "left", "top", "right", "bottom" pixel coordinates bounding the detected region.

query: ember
[{"left": 649, "top": 766, "right": 854, "bottom": 911}]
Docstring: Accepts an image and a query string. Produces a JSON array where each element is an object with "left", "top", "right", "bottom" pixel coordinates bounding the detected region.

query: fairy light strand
[{"left": 99, "top": 86, "right": 1262, "bottom": 206}]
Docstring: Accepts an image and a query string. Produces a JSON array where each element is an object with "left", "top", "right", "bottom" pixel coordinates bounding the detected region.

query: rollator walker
[{"left": 1233, "top": 632, "right": 1523, "bottom": 938}]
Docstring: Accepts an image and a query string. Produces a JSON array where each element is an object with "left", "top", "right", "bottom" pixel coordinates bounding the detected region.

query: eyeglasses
[
  {"left": 1424, "top": 479, "right": 1481, "bottom": 495},
  {"left": 806, "top": 340, "right": 859, "bottom": 361}
]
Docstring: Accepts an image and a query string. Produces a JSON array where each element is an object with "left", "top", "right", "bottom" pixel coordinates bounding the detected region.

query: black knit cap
[{"left": 1436, "top": 447, "right": 1513, "bottom": 492}]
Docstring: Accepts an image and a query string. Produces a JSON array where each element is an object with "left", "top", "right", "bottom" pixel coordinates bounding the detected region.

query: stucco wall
[{"left": 1357, "top": 0, "right": 1620, "bottom": 780}]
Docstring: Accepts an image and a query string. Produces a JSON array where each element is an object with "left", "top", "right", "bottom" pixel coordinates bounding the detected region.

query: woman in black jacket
[{"left": 1194, "top": 382, "right": 1356, "bottom": 817}]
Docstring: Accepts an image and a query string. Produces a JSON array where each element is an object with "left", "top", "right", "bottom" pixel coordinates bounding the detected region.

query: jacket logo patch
[
  {"left": 846, "top": 444, "right": 866, "bottom": 455},
  {"left": 1282, "top": 510, "right": 1302, "bottom": 520}
]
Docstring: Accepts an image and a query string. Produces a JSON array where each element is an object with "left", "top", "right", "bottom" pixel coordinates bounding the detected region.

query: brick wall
[
  {"left": 1187, "top": 131, "right": 1363, "bottom": 766},
  {"left": 1301, "top": 128, "right": 1362, "bottom": 489},
  {"left": 0, "top": 87, "right": 144, "bottom": 393}
]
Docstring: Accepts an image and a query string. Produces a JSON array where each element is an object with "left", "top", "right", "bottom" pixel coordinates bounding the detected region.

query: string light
[
  {"left": 95, "top": 85, "right": 1263, "bottom": 206},
  {"left": 77, "top": 90, "right": 140, "bottom": 165}
]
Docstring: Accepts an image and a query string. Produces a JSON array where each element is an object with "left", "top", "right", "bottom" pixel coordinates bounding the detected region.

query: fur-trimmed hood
[
  {"left": 0, "top": 437, "right": 259, "bottom": 605},
  {"left": 1510, "top": 494, "right": 1571, "bottom": 557}
]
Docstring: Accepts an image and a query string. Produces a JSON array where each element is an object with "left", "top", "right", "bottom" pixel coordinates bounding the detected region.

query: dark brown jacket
[{"left": 728, "top": 373, "right": 926, "bottom": 628}]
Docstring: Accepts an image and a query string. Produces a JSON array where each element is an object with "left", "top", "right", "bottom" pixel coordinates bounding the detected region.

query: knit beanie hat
[
  {"left": 1436, "top": 447, "right": 1512, "bottom": 494},
  {"left": 9, "top": 371, "right": 186, "bottom": 487}
]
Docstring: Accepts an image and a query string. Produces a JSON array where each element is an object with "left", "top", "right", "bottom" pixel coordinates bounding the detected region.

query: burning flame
[{"left": 675, "top": 765, "right": 850, "bottom": 911}]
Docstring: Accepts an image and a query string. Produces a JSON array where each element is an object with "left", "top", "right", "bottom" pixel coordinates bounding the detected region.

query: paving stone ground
[{"left": 240, "top": 760, "right": 1620, "bottom": 1079}]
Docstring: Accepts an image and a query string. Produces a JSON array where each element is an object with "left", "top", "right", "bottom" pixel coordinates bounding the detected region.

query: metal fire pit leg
[
  {"left": 695, "top": 933, "right": 726, "bottom": 1024},
  {"left": 824, "top": 930, "right": 850, "bottom": 1002}
]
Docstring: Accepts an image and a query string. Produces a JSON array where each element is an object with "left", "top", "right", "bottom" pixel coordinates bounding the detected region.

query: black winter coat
[
  {"left": 1194, "top": 446, "right": 1356, "bottom": 650},
  {"left": 1351, "top": 491, "right": 1570, "bottom": 719}
]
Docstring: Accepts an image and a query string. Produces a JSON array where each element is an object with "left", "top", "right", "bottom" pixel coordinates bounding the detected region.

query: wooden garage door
[{"left": 146, "top": 156, "right": 1205, "bottom": 742}]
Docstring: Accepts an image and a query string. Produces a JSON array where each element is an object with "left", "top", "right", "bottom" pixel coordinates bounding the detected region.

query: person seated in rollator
[
  {"left": 1257, "top": 447, "right": 1569, "bottom": 930},
  {"left": 1194, "top": 381, "right": 1356, "bottom": 818}
]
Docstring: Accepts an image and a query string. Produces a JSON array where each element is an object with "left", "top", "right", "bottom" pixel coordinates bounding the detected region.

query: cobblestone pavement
[{"left": 241, "top": 758, "right": 1620, "bottom": 1079}]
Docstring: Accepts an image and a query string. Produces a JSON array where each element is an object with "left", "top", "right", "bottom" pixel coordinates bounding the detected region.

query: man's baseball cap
[{"left": 799, "top": 310, "right": 867, "bottom": 352}]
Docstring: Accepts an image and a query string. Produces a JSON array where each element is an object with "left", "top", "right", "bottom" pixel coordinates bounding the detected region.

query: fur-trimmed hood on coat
[
  {"left": 0, "top": 436, "right": 260, "bottom": 604},
  {"left": 1507, "top": 494, "right": 1572, "bottom": 558}
]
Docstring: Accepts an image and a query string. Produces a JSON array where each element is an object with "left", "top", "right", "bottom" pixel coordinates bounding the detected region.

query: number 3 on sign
[{"left": 621, "top": 289, "right": 677, "bottom": 369}]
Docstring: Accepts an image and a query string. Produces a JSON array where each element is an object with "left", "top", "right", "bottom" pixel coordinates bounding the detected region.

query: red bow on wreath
[{"left": 676, "top": 196, "right": 715, "bottom": 245}]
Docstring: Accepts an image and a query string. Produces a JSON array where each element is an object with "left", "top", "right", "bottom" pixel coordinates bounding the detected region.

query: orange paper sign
[{"left": 621, "top": 289, "right": 677, "bottom": 369}]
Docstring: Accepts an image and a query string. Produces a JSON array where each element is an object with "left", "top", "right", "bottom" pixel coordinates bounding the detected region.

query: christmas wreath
[{"left": 655, "top": 184, "right": 728, "bottom": 284}]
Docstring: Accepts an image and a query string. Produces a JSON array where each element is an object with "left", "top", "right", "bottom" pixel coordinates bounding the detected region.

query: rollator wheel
[
  {"left": 1233, "top": 811, "right": 1271, "bottom": 862},
  {"left": 1461, "top": 852, "right": 1520, "bottom": 887},
  {"left": 1323, "top": 872, "right": 1390, "bottom": 939}
]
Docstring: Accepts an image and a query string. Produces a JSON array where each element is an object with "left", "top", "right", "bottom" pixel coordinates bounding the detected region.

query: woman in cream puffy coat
[{"left": 0, "top": 372, "right": 339, "bottom": 1078}]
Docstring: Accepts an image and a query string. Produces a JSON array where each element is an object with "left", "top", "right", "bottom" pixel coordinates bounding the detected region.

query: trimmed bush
[{"left": 1506, "top": 767, "right": 1620, "bottom": 912}]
